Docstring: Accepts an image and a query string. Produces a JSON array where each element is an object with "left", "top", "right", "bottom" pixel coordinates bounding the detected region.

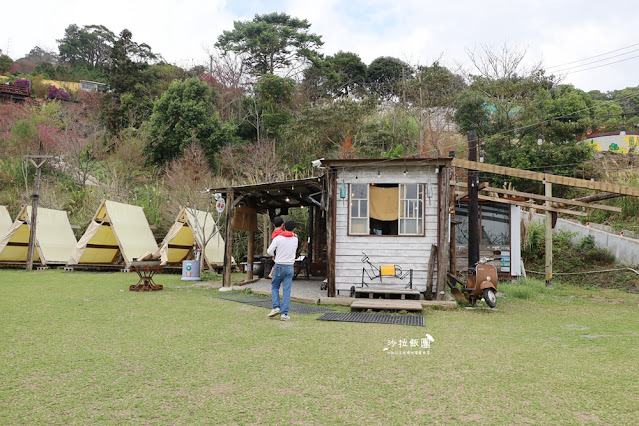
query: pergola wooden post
[
  {"left": 545, "top": 181, "right": 553, "bottom": 286},
  {"left": 222, "top": 190, "right": 235, "bottom": 288},
  {"left": 436, "top": 166, "right": 452, "bottom": 300}
]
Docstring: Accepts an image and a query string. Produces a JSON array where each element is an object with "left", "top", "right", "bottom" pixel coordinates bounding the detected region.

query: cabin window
[
  {"left": 349, "top": 183, "right": 424, "bottom": 235},
  {"left": 349, "top": 183, "right": 369, "bottom": 234},
  {"left": 455, "top": 203, "right": 510, "bottom": 246}
]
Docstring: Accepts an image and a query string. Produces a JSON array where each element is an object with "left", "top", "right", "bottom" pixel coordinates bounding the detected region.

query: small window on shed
[{"left": 349, "top": 183, "right": 424, "bottom": 236}]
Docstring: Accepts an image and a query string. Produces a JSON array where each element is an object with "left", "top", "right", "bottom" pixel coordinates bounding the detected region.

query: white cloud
[{"left": 1, "top": 0, "right": 638, "bottom": 91}]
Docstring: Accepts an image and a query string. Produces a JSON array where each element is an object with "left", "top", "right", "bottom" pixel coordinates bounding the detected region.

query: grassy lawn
[{"left": 1, "top": 270, "right": 638, "bottom": 424}]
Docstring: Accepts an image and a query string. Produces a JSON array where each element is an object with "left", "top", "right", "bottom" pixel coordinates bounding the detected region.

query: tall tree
[
  {"left": 216, "top": 12, "right": 323, "bottom": 77},
  {"left": 0, "top": 53, "right": 13, "bottom": 74},
  {"left": 302, "top": 51, "right": 367, "bottom": 99},
  {"left": 146, "top": 77, "right": 236, "bottom": 165},
  {"left": 57, "top": 24, "right": 116, "bottom": 68},
  {"left": 102, "top": 29, "right": 158, "bottom": 131},
  {"left": 367, "top": 56, "right": 413, "bottom": 100},
  {"left": 404, "top": 62, "right": 466, "bottom": 155}
]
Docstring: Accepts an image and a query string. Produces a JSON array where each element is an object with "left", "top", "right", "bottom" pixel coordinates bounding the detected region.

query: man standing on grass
[{"left": 267, "top": 220, "right": 298, "bottom": 321}]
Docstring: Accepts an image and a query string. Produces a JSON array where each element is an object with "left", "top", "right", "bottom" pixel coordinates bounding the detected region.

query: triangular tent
[
  {"left": 159, "top": 207, "right": 226, "bottom": 268},
  {"left": 0, "top": 206, "right": 77, "bottom": 265},
  {"left": 68, "top": 200, "right": 158, "bottom": 266},
  {"left": 0, "top": 206, "right": 12, "bottom": 237}
]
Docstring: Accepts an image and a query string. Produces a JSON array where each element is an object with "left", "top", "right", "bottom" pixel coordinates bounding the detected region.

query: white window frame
[
  {"left": 349, "top": 183, "right": 369, "bottom": 235},
  {"left": 399, "top": 183, "right": 424, "bottom": 235},
  {"left": 348, "top": 183, "right": 424, "bottom": 236}
]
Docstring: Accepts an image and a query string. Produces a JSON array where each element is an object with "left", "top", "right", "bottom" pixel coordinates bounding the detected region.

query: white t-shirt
[{"left": 267, "top": 235, "right": 299, "bottom": 265}]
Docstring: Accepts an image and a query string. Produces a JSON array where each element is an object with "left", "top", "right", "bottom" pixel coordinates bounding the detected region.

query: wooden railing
[{"left": 0, "top": 83, "right": 30, "bottom": 97}]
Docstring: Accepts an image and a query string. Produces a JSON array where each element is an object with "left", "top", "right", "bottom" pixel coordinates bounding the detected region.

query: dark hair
[
  {"left": 273, "top": 216, "right": 284, "bottom": 227},
  {"left": 284, "top": 220, "right": 296, "bottom": 231}
]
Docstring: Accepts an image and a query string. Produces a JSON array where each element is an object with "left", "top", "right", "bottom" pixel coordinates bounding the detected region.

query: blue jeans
[{"left": 271, "top": 264, "right": 294, "bottom": 315}]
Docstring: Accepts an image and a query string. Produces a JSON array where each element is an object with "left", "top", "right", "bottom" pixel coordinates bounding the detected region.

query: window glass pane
[
  {"left": 351, "top": 219, "right": 367, "bottom": 234},
  {"left": 350, "top": 200, "right": 359, "bottom": 217},
  {"left": 351, "top": 184, "right": 367, "bottom": 199},
  {"left": 417, "top": 219, "right": 423, "bottom": 234},
  {"left": 405, "top": 184, "right": 417, "bottom": 199},
  {"left": 455, "top": 204, "right": 469, "bottom": 244},
  {"left": 481, "top": 204, "right": 510, "bottom": 245},
  {"left": 360, "top": 200, "right": 367, "bottom": 216},
  {"left": 402, "top": 219, "right": 417, "bottom": 234}
]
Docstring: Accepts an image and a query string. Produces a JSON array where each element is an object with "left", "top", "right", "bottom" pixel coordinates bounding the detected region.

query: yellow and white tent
[
  {"left": 0, "top": 206, "right": 77, "bottom": 265},
  {"left": 0, "top": 206, "right": 12, "bottom": 237},
  {"left": 159, "top": 207, "right": 226, "bottom": 267},
  {"left": 68, "top": 200, "right": 159, "bottom": 266}
]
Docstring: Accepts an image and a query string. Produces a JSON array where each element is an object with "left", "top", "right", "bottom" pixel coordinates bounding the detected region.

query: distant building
[
  {"left": 581, "top": 131, "right": 639, "bottom": 154},
  {"left": 79, "top": 80, "right": 108, "bottom": 92}
]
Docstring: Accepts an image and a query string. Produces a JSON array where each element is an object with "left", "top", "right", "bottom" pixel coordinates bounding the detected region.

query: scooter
[{"left": 448, "top": 257, "right": 498, "bottom": 308}]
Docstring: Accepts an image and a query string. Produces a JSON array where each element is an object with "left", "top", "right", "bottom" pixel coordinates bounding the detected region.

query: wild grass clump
[{"left": 499, "top": 278, "right": 550, "bottom": 300}]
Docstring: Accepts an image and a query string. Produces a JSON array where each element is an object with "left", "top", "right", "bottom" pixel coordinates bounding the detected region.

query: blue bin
[{"left": 181, "top": 260, "right": 201, "bottom": 281}]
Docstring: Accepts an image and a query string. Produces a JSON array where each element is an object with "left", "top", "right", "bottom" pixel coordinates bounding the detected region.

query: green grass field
[{"left": 1, "top": 270, "right": 638, "bottom": 424}]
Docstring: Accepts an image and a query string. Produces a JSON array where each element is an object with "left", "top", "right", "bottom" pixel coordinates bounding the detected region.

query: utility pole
[
  {"left": 24, "top": 140, "right": 53, "bottom": 271},
  {"left": 467, "top": 130, "right": 480, "bottom": 268},
  {"left": 545, "top": 180, "right": 553, "bottom": 286}
]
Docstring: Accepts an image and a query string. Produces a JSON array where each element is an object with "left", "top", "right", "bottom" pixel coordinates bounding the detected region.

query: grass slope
[{"left": 1, "top": 270, "right": 638, "bottom": 424}]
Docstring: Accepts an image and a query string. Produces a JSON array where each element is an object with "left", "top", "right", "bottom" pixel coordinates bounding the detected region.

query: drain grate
[
  {"left": 316, "top": 312, "right": 424, "bottom": 327},
  {"left": 208, "top": 293, "right": 334, "bottom": 314}
]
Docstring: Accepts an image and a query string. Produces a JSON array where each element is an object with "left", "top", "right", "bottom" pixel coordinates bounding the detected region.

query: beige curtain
[{"left": 369, "top": 186, "right": 399, "bottom": 221}]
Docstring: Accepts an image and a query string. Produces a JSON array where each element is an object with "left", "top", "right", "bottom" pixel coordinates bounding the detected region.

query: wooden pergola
[{"left": 212, "top": 176, "right": 326, "bottom": 287}]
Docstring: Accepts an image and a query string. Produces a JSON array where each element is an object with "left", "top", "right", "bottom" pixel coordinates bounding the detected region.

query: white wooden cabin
[{"left": 322, "top": 158, "right": 453, "bottom": 298}]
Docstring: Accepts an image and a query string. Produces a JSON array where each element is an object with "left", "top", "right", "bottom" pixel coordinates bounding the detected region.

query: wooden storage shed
[
  {"left": 215, "top": 158, "right": 454, "bottom": 300},
  {"left": 322, "top": 158, "right": 453, "bottom": 299}
]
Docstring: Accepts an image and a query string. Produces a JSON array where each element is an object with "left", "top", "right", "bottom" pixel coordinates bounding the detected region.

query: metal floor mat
[
  {"left": 208, "top": 293, "right": 334, "bottom": 314},
  {"left": 316, "top": 312, "right": 424, "bottom": 327}
]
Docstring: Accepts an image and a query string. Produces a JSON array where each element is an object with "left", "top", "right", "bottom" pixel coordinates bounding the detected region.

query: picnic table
[{"left": 129, "top": 261, "right": 164, "bottom": 291}]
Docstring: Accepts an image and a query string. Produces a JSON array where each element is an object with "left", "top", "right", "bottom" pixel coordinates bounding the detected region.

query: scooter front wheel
[{"left": 483, "top": 288, "right": 497, "bottom": 308}]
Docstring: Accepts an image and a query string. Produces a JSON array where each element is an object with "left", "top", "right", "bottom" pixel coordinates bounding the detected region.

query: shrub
[{"left": 48, "top": 86, "right": 70, "bottom": 101}]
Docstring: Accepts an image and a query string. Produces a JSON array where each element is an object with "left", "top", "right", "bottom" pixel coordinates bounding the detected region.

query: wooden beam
[
  {"left": 326, "top": 169, "right": 337, "bottom": 297},
  {"left": 545, "top": 182, "right": 553, "bottom": 286},
  {"left": 222, "top": 190, "right": 235, "bottom": 288},
  {"left": 480, "top": 186, "right": 622, "bottom": 213},
  {"left": 455, "top": 192, "right": 589, "bottom": 216},
  {"left": 426, "top": 246, "right": 437, "bottom": 301},
  {"left": 451, "top": 158, "right": 639, "bottom": 197},
  {"left": 455, "top": 181, "right": 487, "bottom": 201},
  {"left": 247, "top": 229, "right": 255, "bottom": 281}
]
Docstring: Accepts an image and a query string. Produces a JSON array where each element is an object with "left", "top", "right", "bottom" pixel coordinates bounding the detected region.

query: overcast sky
[{"left": 2, "top": 0, "right": 638, "bottom": 92}]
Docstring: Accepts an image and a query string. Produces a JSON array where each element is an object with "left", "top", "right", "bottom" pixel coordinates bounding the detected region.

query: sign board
[
  {"left": 501, "top": 253, "right": 511, "bottom": 273},
  {"left": 216, "top": 198, "right": 226, "bottom": 213}
]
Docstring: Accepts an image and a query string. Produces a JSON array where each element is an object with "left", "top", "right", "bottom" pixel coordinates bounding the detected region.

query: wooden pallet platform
[
  {"left": 64, "top": 264, "right": 130, "bottom": 272},
  {"left": 355, "top": 287, "right": 421, "bottom": 300},
  {"left": 351, "top": 299, "right": 423, "bottom": 312}
]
